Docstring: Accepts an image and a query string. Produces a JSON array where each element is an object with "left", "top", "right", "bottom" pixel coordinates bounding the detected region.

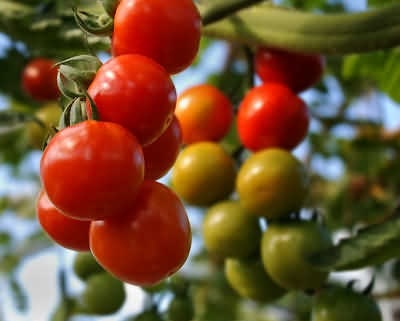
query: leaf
[{"left": 309, "top": 212, "right": 400, "bottom": 271}]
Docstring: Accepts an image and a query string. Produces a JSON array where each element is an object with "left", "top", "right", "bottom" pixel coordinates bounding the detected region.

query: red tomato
[
  {"left": 175, "top": 84, "right": 234, "bottom": 144},
  {"left": 112, "top": 0, "right": 201, "bottom": 74},
  {"left": 255, "top": 47, "right": 325, "bottom": 93},
  {"left": 237, "top": 83, "right": 309, "bottom": 151},
  {"left": 143, "top": 116, "right": 182, "bottom": 180},
  {"left": 40, "top": 120, "right": 144, "bottom": 221},
  {"left": 36, "top": 190, "right": 90, "bottom": 251},
  {"left": 21, "top": 58, "right": 60, "bottom": 101},
  {"left": 87, "top": 54, "right": 176, "bottom": 146},
  {"left": 90, "top": 180, "right": 191, "bottom": 286}
]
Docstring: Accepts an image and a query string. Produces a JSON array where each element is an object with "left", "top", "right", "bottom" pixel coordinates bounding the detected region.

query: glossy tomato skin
[
  {"left": 22, "top": 58, "right": 60, "bottom": 101},
  {"left": 311, "top": 286, "right": 382, "bottom": 321},
  {"left": 87, "top": 54, "right": 176, "bottom": 146},
  {"left": 261, "top": 221, "right": 332, "bottom": 291},
  {"left": 36, "top": 190, "right": 90, "bottom": 251},
  {"left": 143, "top": 116, "right": 182, "bottom": 180},
  {"left": 237, "top": 83, "right": 309, "bottom": 152},
  {"left": 90, "top": 180, "right": 191, "bottom": 286},
  {"left": 40, "top": 120, "right": 144, "bottom": 221},
  {"left": 112, "top": 0, "right": 201, "bottom": 74},
  {"left": 255, "top": 47, "right": 325, "bottom": 93},
  {"left": 175, "top": 84, "right": 234, "bottom": 144}
]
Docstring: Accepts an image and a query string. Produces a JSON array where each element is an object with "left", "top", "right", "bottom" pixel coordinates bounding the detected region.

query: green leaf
[{"left": 309, "top": 212, "right": 400, "bottom": 271}]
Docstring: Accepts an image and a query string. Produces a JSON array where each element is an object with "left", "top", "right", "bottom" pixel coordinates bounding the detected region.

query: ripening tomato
[
  {"left": 237, "top": 83, "right": 309, "bottom": 151},
  {"left": 175, "top": 84, "right": 234, "bottom": 144},
  {"left": 87, "top": 54, "right": 176, "bottom": 146},
  {"left": 255, "top": 47, "right": 325, "bottom": 93},
  {"left": 90, "top": 180, "right": 191, "bottom": 286},
  {"left": 112, "top": 0, "right": 201, "bottom": 74},
  {"left": 22, "top": 58, "right": 60, "bottom": 101},
  {"left": 40, "top": 120, "right": 144, "bottom": 221},
  {"left": 143, "top": 116, "right": 182, "bottom": 180},
  {"left": 36, "top": 190, "right": 90, "bottom": 251}
]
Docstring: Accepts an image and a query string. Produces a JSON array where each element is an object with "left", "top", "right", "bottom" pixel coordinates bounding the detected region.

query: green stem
[
  {"left": 199, "top": 3, "right": 400, "bottom": 54},
  {"left": 201, "top": 0, "right": 265, "bottom": 26}
]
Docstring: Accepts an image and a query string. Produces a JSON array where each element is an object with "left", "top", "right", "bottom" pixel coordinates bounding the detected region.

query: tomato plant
[
  {"left": 36, "top": 190, "right": 90, "bottom": 251},
  {"left": 87, "top": 54, "right": 176, "bottom": 146},
  {"left": 237, "top": 83, "right": 309, "bottom": 151},
  {"left": 90, "top": 180, "right": 191, "bottom": 286},
  {"left": 21, "top": 58, "right": 60, "bottom": 101},
  {"left": 236, "top": 148, "right": 309, "bottom": 218},
  {"left": 142, "top": 116, "right": 182, "bottom": 180},
  {"left": 40, "top": 120, "right": 144, "bottom": 221},
  {"left": 112, "top": 0, "right": 202, "bottom": 74},
  {"left": 171, "top": 142, "right": 236, "bottom": 206},
  {"left": 261, "top": 220, "right": 332, "bottom": 290},
  {"left": 73, "top": 252, "right": 105, "bottom": 281},
  {"left": 175, "top": 84, "right": 234, "bottom": 144},
  {"left": 255, "top": 47, "right": 325, "bottom": 93}
]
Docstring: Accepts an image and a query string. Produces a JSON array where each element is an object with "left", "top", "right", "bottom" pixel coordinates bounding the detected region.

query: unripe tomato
[
  {"left": 261, "top": 220, "right": 332, "bottom": 290},
  {"left": 164, "top": 296, "right": 194, "bottom": 321},
  {"left": 143, "top": 116, "right": 182, "bottom": 180},
  {"left": 21, "top": 58, "right": 60, "bottom": 101},
  {"left": 26, "top": 103, "right": 62, "bottom": 149},
  {"left": 255, "top": 47, "right": 325, "bottom": 93},
  {"left": 311, "top": 286, "right": 382, "bottom": 321},
  {"left": 112, "top": 0, "right": 201, "bottom": 74},
  {"left": 175, "top": 84, "right": 234, "bottom": 144},
  {"left": 90, "top": 180, "right": 191, "bottom": 286},
  {"left": 237, "top": 83, "right": 309, "bottom": 151},
  {"left": 36, "top": 190, "right": 90, "bottom": 251},
  {"left": 81, "top": 272, "right": 126, "bottom": 315},
  {"left": 225, "top": 258, "right": 286, "bottom": 302},
  {"left": 40, "top": 120, "right": 144, "bottom": 221},
  {"left": 171, "top": 142, "right": 236, "bottom": 206},
  {"left": 73, "top": 252, "right": 104, "bottom": 281},
  {"left": 236, "top": 148, "right": 309, "bottom": 219},
  {"left": 203, "top": 200, "right": 261, "bottom": 259},
  {"left": 87, "top": 54, "right": 176, "bottom": 146}
]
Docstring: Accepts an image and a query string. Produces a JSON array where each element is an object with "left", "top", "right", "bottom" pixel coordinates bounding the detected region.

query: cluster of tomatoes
[{"left": 35, "top": 0, "right": 202, "bottom": 287}]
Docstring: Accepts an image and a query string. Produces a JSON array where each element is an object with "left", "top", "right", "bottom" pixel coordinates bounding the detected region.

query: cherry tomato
[
  {"left": 87, "top": 54, "right": 176, "bottom": 146},
  {"left": 112, "top": 0, "right": 201, "bottom": 74},
  {"left": 203, "top": 200, "right": 261, "bottom": 259},
  {"left": 171, "top": 142, "right": 236, "bottom": 206},
  {"left": 255, "top": 47, "right": 325, "bottom": 93},
  {"left": 261, "top": 220, "right": 332, "bottom": 290},
  {"left": 90, "top": 180, "right": 191, "bottom": 286},
  {"left": 143, "top": 116, "right": 182, "bottom": 180},
  {"left": 36, "top": 190, "right": 90, "bottom": 251},
  {"left": 21, "top": 58, "right": 60, "bottom": 101},
  {"left": 225, "top": 258, "right": 286, "bottom": 302},
  {"left": 311, "top": 286, "right": 382, "bottom": 321},
  {"left": 175, "top": 84, "right": 234, "bottom": 144},
  {"left": 237, "top": 83, "right": 309, "bottom": 151},
  {"left": 40, "top": 120, "right": 144, "bottom": 221},
  {"left": 236, "top": 148, "right": 309, "bottom": 219}
]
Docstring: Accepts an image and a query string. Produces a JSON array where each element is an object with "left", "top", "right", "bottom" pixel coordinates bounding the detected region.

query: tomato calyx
[{"left": 73, "top": 7, "right": 114, "bottom": 37}]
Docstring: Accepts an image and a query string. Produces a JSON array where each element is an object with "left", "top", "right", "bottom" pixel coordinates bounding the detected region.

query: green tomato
[
  {"left": 203, "top": 200, "right": 262, "bottom": 259},
  {"left": 311, "top": 286, "right": 382, "bottom": 321},
  {"left": 261, "top": 220, "right": 332, "bottom": 290},
  {"left": 236, "top": 148, "right": 309, "bottom": 219},
  {"left": 73, "top": 252, "right": 104, "bottom": 281},
  {"left": 124, "top": 309, "right": 164, "bottom": 321},
  {"left": 171, "top": 142, "right": 236, "bottom": 206},
  {"left": 81, "top": 272, "right": 126, "bottom": 315},
  {"left": 225, "top": 258, "right": 286, "bottom": 302},
  {"left": 165, "top": 296, "right": 194, "bottom": 321}
]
